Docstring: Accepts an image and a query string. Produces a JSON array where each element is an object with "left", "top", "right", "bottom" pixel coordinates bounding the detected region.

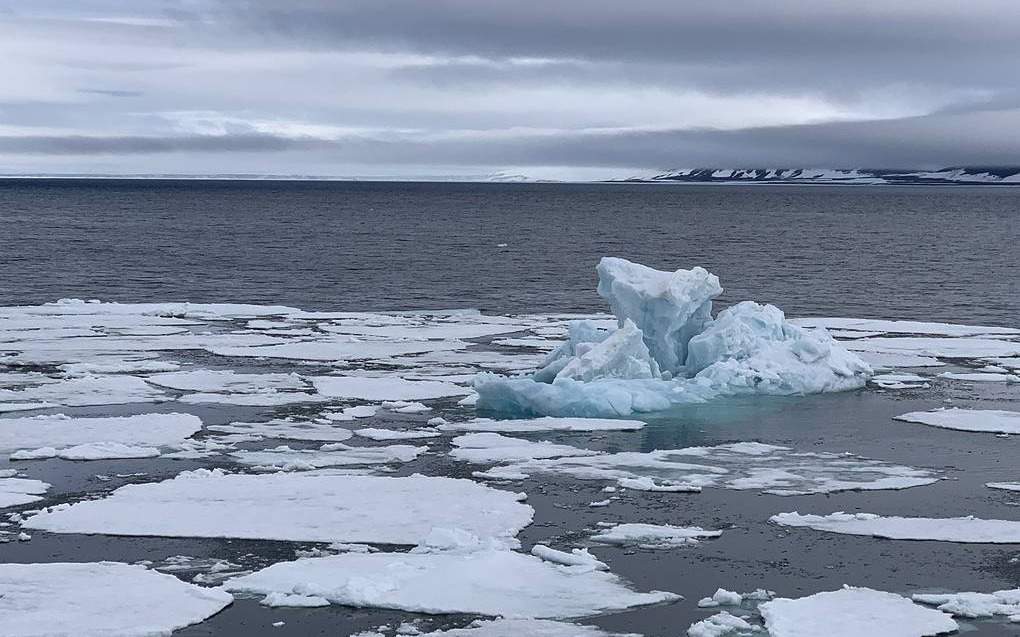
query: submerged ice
[{"left": 476, "top": 258, "right": 871, "bottom": 417}]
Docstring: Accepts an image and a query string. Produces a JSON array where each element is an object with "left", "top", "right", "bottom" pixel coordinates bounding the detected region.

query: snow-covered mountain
[{"left": 620, "top": 167, "right": 1020, "bottom": 185}]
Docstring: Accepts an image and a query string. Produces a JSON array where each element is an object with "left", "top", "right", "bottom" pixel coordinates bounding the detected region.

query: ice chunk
[
  {"left": 0, "top": 376, "right": 166, "bottom": 407},
  {"left": 938, "top": 371, "right": 1019, "bottom": 382},
  {"left": 596, "top": 257, "right": 721, "bottom": 373},
  {"left": 555, "top": 320, "right": 661, "bottom": 382},
  {"left": 759, "top": 586, "right": 957, "bottom": 637},
  {"left": 894, "top": 408, "right": 1020, "bottom": 434},
  {"left": 23, "top": 472, "right": 533, "bottom": 544},
  {"left": 260, "top": 592, "right": 330, "bottom": 607},
  {"left": 147, "top": 370, "right": 308, "bottom": 392},
  {"left": 0, "top": 561, "right": 232, "bottom": 636},
  {"left": 312, "top": 376, "right": 470, "bottom": 400},
  {"left": 698, "top": 589, "right": 744, "bottom": 607},
  {"left": 913, "top": 588, "right": 1020, "bottom": 619},
  {"left": 437, "top": 417, "right": 645, "bottom": 433},
  {"left": 224, "top": 548, "right": 679, "bottom": 618},
  {"left": 591, "top": 523, "right": 721, "bottom": 548},
  {"left": 354, "top": 428, "right": 442, "bottom": 440},
  {"left": 209, "top": 419, "right": 353, "bottom": 442},
  {"left": 530, "top": 545, "right": 608, "bottom": 571},
  {"left": 0, "top": 413, "right": 202, "bottom": 452},
  {"left": 0, "top": 476, "right": 50, "bottom": 508},
  {"left": 687, "top": 611, "right": 761, "bottom": 637},
  {"left": 772, "top": 511, "right": 1020, "bottom": 543},
  {"left": 450, "top": 433, "right": 601, "bottom": 463},
  {"left": 231, "top": 443, "right": 426, "bottom": 470},
  {"left": 51, "top": 442, "right": 160, "bottom": 460},
  {"left": 415, "top": 619, "right": 641, "bottom": 637}
]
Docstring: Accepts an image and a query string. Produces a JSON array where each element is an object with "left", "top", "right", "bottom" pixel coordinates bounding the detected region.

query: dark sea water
[{"left": 1, "top": 179, "right": 1018, "bottom": 324}]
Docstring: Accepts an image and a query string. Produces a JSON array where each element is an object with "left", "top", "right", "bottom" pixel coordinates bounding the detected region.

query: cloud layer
[{"left": 1, "top": 1, "right": 1018, "bottom": 177}]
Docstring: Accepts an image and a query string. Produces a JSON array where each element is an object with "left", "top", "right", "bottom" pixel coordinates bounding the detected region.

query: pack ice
[{"left": 475, "top": 258, "right": 871, "bottom": 417}]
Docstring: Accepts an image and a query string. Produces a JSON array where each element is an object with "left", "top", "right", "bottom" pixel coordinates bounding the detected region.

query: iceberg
[{"left": 476, "top": 258, "right": 871, "bottom": 417}]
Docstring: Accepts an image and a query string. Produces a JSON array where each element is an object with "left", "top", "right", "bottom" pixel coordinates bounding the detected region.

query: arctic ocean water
[
  {"left": 1, "top": 179, "right": 1018, "bottom": 325},
  {"left": 3, "top": 179, "right": 1020, "bottom": 637}
]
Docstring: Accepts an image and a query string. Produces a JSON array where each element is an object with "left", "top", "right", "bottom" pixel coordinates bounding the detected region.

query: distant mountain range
[{"left": 618, "top": 167, "right": 1020, "bottom": 185}]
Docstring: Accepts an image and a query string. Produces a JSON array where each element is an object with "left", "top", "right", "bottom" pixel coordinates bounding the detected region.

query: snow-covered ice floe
[
  {"left": 591, "top": 523, "right": 722, "bottom": 548},
  {"left": 913, "top": 588, "right": 1020, "bottom": 620},
  {"left": 224, "top": 542, "right": 678, "bottom": 618},
  {"left": 475, "top": 258, "right": 871, "bottom": 417},
  {"left": 22, "top": 471, "right": 533, "bottom": 545},
  {"left": 0, "top": 412, "right": 202, "bottom": 454},
  {"left": 0, "top": 475, "right": 50, "bottom": 507},
  {"left": 208, "top": 418, "right": 353, "bottom": 442},
  {"left": 231, "top": 443, "right": 427, "bottom": 470},
  {"left": 0, "top": 561, "right": 232, "bottom": 636},
  {"left": 772, "top": 512, "right": 1020, "bottom": 543},
  {"left": 413, "top": 619, "right": 641, "bottom": 637},
  {"left": 759, "top": 586, "right": 957, "bottom": 637},
  {"left": 894, "top": 408, "right": 1020, "bottom": 434},
  {"left": 438, "top": 416, "right": 646, "bottom": 433},
  {"left": 469, "top": 441, "right": 937, "bottom": 496},
  {"left": 450, "top": 433, "right": 601, "bottom": 464},
  {"left": 687, "top": 610, "right": 761, "bottom": 636},
  {"left": 311, "top": 375, "right": 470, "bottom": 400}
]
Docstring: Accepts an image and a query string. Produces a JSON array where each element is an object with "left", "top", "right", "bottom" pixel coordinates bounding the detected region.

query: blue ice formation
[{"left": 475, "top": 258, "right": 872, "bottom": 417}]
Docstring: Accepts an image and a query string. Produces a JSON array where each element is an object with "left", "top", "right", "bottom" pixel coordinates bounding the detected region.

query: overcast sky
[{"left": 2, "top": 1, "right": 1019, "bottom": 178}]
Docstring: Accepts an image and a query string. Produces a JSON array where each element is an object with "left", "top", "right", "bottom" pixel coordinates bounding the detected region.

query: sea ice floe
[
  {"left": 463, "top": 442, "right": 937, "bottom": 496},
  {"left": 416, "top": 619, "right": 640, "bottom": 636},
  {"left": 147, "top": 370, "right": 308, "bottom": 392},
  {"left": 986, "top": 482, "right": 1020, "bottom": 491},
  {"left": 687, "top": 611, "right": 761, "bottom": 637},
  {"left": 591, "top": 523, "right": 722, "bottom": 548},
  {"left": 178, "top": 391, "right": 325, "bottom": 406},
  {"left": 231, "top": 443, "right": 427, "bottom": 470},
  {"left": 0, "top": 476, "right": 50, "bottom": 507},
  {"left": 772, "top": 511, "right": 1020, "bottom": 543},
  {"left": 871, "top": 373, "right": 929, "bottom": 389},
  {"left": 790, "top": 318, "right": 1019, "bottom": 338},
  {"left": 937, "top": 371, "right": 1019, "bottom": 382},
  {"left": 894, "top": 408, "right": 1020, "bottom": 434},
  {"left": 23, "top": 472, "right": 534, "bottom": 544},
  {"left": 0, "top": 561, "right": 232, "bottom": 637},
  {"left": 0, "top": 375, "right": 166, "bottom": 407},
  {"left": 475, "top": 258, "right": 871, "bottom": 417},
  {"left": 913, "top": 588, "right": 1020, "bottom": 620},
  {"left": 450, "top": 433, "right": 602, "bottom": 463},
  {"left": 13, "top": 442, "right": 161, "bottom": 461},
  {"left": 312, "top": 376, "right": 470, "bottom": 400},
  {"left": 530, "top": 545, "right": 608, "bottom": 571},
  {"left": 856, "top": 351, "right": 944, "bottom": 369},
  {"left": 223, "top": 547, "right": 679, "bottom": 618},
  {"left": 209, "top": 337, "right": 468, "bottom": 362},
  {"left": 208, "top": 418, "right": 353, "bottom": 442},
  {"left": 698, "top": 589, "right": 751, "bottom": 607},
  {"left": 845, "top": 336, "right": 1020, "bottom": 360},
  {"left": 437, "top": 416, "right": 646, "bottom": 433},
  {"left": 759, "top": 586, "right": 957, "bottom": 637},
  {"left": 354, "top": 427, "right": 442, "bottom": 440},
  {"left": 260, "top": 591, "right": 331, "bottom": 607},
  {"left": 0, "top": 413, "right": 202, "bottom": 452}
]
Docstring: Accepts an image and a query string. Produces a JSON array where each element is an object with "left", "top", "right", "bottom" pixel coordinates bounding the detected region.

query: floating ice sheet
[
  {"left": 23, "top": 471, "right": 534, "bottom": 544},
  {"left": 466, "top": 442, "right": 937, "bottom": 496},
  {"left": 14, "top": 442, "right": 162, "bottom": 461},
  {"left": 312, "top": 376, "right": 470, "bottom": 400},
  {"left": 846, "top": 337, "right": 1020, "bottom": 359},
  {"left": 772, "top": 512, "right": 1020, "bottom": 543},
  {"left": 791, "top": 318, "right": 1019, "bottom": 338},
  {"left": 894, "top": 408, "right": 1020, "bottom": 434},
  {"left": 938, "top": 371, "right": 1019, "bottom": 383},
  {"left": 760, "top": 586, "right": 956, "bottom": 637},
  {"left": 209, "top": 337, "right": 468, "bottom": 362},
  {"left": 224, "top": 548, "right": 679, "bottom": 618},
  {"left": 415, "top": 619, "right": 641, "bottom": 637},
  {"left": 0, "top": 561, "right": 233, "bottom": 637},
  {"left": 0, "top": 376, "right": 166, "bottom": 407},
  {"left": 913, "top": 588, "right": 1020, "bottom": 620},
  {"left": 231, "top": 443, "right": 426, "bottom": 470},
  {"left": 147, "top": 370, "right": 308, "bottom": 392},
  {"left": 354, "top": 427, "right": 442, "bottom": 440},
  {"left": 986, "top": 482, "right": 1020, "bottom": 491},
  {"left": 591, "top": 523, "right": 722, "bottom": 548},
  {"left": 0, "top": 476, "right": 49, "bottom": 507},
  {"left": 0, "top": 413, "right": 202, "bottom": 452},
  {"left": 687, "top": 612, "right": 761, "bottom": 637},
  {"left": 209, "top": 419, "right": 353, "bottom": 442},
  {"left": 438, "top": 417, "right": 646, "bottom": 433},
  {"left": 450, "top": 433, "right": 601, "bottom": 463}
]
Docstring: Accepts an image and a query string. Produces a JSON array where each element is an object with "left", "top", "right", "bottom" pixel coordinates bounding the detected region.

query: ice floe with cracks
[
  {"left": 413, "top": 619, "right": 641, "bottom": 637},
  {"left": 913, "top": 588, "right": 1020, "bottom": 620},
  {"left": 438, "top": 416, "right": 646, "bottom": 432},
  {"left": 0, "top": 475, "right": 49, "bottom": 507},
  {"left": 355, "top": 427, "right": 442, "bottom": 440},
  {"left": 771, "top": 511, "right": 1020, "bottom": 543},
  {"left": 13, "top": 442, "right": 160, "bottom": 460},
  {"left": 232, "top": 443, "right": 427, "bottom": 470},
  {"left": 0, "top": 412, "right": 202, "bottom": 453},
  {"left": 894, "top": 408, "right": 1020, "bottom": 434},
  {"left": 938, "top": 371, "right": 1020, "bottom": 382},
  {"left": 468, "top": 442, "right": 938, "bottom": 496},
  {"left": 790, "top": 317, "right": 1019, "bottom": 338},
  {"left": 450, "top": 433, "right": 601, "bottom": 463},
  {"left": 209, "top": 418, "right": 353, "bottom": 442},
  {"left": 759, "top": 586, "right": 957, "bottom": 637},
  {"left": 0, "top": 561, "right": 233, "bottom": 637},
  {"left": 591, "top": 523, "right": 722, "bottom": 548},
  {"left": 60, "top": 359, "right": 182, "bottom": 375},
  {"left": 475, "top": 258, "right": 872, "bottom": 417},
  {"left": 845, "top": 336, "right": 1020, "bottom": 359},
  {"left": 24, "top": 471, "right": 533, "bottom": 544},
  {"left": 0, "top": 375, "right": 166, "bottom": 408},
  {"left": 312, "top": 375, "right": 470, "bottom": 400},
  {"left": 223, "top": 535, "right": 679, "bottom": 618},
  {"left": 987, "top": 482, "right": 1020, "bottom": 491},
  {"left": 209, "top": 337, "right": 469, "bottom": 362}
]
